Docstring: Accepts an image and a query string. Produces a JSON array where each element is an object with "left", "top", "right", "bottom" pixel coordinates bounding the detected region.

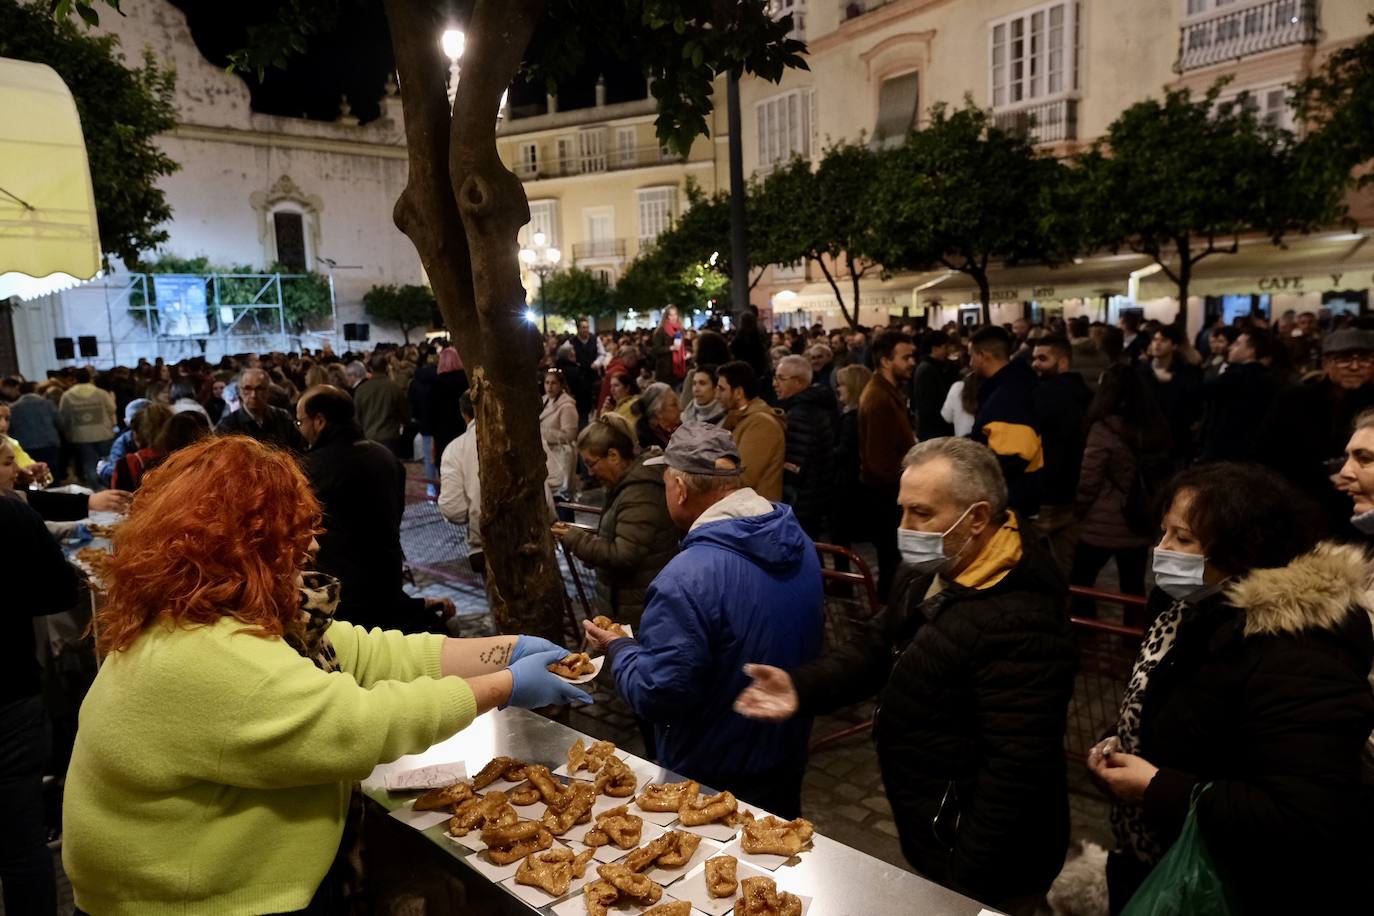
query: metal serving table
[{"left": 363, "top": 707, "right": 997, "bottom": 916}]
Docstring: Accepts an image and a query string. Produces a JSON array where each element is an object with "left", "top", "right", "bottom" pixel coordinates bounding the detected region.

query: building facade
[
  {"left": 7, "top": 0, "right": 425, "bottom": 378},
  {"left": 746, "top": 0, "right": 1374, "bottom": 335},
  {"left": 497, "top": 79, "right": 724, "bottom": 327}
]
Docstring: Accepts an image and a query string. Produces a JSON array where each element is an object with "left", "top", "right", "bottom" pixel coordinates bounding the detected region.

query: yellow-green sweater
[{"left": 62, "top": 617, "right": 477, "bottom": 915}]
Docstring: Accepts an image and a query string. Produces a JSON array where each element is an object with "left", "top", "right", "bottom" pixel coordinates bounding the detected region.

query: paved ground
[{"left": 17, "top": 472, "right": 1117, "bottom": 914}]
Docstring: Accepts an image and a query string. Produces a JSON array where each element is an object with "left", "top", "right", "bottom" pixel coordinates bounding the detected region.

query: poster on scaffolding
[{"left": 153, "top": 275, "right": 210, "bottom": 336}]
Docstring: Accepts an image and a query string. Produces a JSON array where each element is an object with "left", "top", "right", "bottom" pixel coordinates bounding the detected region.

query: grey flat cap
[
  {"left": 644, "top": 422, "right": 743, "bottom": 476},
  {"left": 1323, "top": 328, "right": 1374, "bottom": 355}
]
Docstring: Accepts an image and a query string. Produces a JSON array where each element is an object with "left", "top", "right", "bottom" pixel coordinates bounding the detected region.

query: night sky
[{"left": 168, "top": 1, "right": 645, "bottom": 124}]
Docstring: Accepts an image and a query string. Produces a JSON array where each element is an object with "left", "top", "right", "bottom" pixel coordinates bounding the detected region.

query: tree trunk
[
  {"left": 846, "top": 254, "right": 863, "bottom": 331},
  {"left": 815, "top": 257, "right": 857, "bottom": 331},
  {"left": 384, "top": 0, "right": 565, "bottom": 643},
  {"left": 974, "top": 270, "right": 992, "bottom": 325},
  {"left": 1175, "top": 256, "right": 1192, "bottom": 329},
  {"left": 727, "top": 73, "right": 750, "bottom": 317}
]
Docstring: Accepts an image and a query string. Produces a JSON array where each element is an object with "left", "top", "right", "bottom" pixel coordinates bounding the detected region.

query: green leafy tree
[
  {"left": 363, "top": 283, "right": 436, "bottom": 343},
  {"left": 1075, "top": 84, "right": 1314, "bottom": 321},
  {"left": 66, "top": 0, "right": 808, "bottom": 641},
  {"left": 2, "top": 0, "right": 177, "bottom": 268},
  {"left": 1291, "top": 15, "right": 1374, "bottom": 188},
  {"left": 867, "top": 101, "right": 1072, "bottom": 324},
  {"left": 538, "top": 267, "right": 618, "bottom": 321},
  {"left": 752, "top": 141, "right": 881, "bottom": 329}
]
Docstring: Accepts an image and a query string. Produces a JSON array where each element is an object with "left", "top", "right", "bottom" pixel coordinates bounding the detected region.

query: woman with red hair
[{"left": 62, "top": 435, "right": 586, "bottom": 915}]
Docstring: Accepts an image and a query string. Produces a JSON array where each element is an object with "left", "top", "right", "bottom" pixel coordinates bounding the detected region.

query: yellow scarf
[{"left": 953, "top": 510, "right": 1024, "bottom": 590}]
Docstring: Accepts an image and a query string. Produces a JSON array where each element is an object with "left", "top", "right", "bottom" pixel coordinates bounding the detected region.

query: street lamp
[
  {"left": 519, "top": 230, "right": 561, "bottom": 333},
  {"left": 442, "top": 28, "right": 465, "bottom": 105}
]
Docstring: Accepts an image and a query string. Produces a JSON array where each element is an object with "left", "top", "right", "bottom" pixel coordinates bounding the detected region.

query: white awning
[{"left": 0, "top": 57, "right": 101, "bottom": 301}]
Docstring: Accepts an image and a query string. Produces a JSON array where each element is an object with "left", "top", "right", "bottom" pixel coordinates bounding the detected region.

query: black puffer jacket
[
  {"left": 791, "top": 526, "right": 1077, "bottom": 904},
  {"left": 779, "top": 384, "right": 837, "bottom": 538},
  {"left": 1110, "top": 543, "right": 1374, "bottom": 915}
]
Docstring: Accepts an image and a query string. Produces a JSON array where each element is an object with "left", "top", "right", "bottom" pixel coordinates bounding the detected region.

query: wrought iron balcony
[
  {"left": 992, "top": 97, "right": 1079, "bottom": 145},
  {"left": 572, "top": 239, "right": 627, "bottom": 260},
  {"left": 1177, "top": 0, "right": 1316, "bottom": 72},
  {"left": 515, "top": 145, "right": 686, "bottom": 181}
]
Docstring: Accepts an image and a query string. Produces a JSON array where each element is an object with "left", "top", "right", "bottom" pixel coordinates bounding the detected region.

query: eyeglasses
[{"left": 1329, "top": 353, "right": 1374, "bottom": 367}]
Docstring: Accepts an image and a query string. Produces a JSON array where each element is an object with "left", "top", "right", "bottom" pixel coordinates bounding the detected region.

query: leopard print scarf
[
  {"left": 283, "top": 571, "right": 342, "bottom": 673},
  {"left": 1110, "top": 584, "right": 1227, "bottom": 863}
]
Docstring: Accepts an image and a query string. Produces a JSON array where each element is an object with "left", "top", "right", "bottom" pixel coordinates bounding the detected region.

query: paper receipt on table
[{"left": 383, "top": 762, "right": 469, "bottom": 791}]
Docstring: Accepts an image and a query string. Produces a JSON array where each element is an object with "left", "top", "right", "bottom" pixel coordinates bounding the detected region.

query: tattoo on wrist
[{"left": 479, "top": 642, "right": 513, "bottom": 666}]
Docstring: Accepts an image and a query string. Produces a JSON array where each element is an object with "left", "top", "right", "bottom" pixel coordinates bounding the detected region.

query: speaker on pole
[
  {"left": 355, "top": 322, "right": 369, "bottom": 342},
  {"left": 78, "top": 335, "right": 99, "bottom": 357},
  {"left": 343, "top": 323, "right": 357, "bottom": 341},
  {"left": 54, "top": 337, "right": 75, "bottom": 360}
]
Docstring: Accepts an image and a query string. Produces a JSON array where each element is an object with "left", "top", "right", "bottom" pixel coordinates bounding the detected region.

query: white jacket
[
  {"left": 439, "top": 423, "right": 482, "bottom": 551},
  {"left": 540, "top": 393, "right": 578, "bottom": 495}
]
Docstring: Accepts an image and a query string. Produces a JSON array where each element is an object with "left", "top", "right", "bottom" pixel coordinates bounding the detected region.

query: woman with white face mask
[{"left": 1089, "top": 462, "right": 1374, "bottom": 915}]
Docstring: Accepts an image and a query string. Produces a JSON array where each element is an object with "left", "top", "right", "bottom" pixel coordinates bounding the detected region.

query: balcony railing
[
  {"left": 514, "top": 145, "right": 685, "bottom": 181},
  {"left": 572, "top": 239, "right": 627, "bottom": 260},
  {"left": 992, "top": 97, "right": 1078, "bottom": 145},
  {"left": 1177, "top": 0, "right": 1316, "bottom": 72}
]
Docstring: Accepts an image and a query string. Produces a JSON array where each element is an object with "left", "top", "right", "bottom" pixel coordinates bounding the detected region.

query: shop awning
[
  {"left": 0, "top": 57, "right": 101, "bottom": 301},
  {"left": 914, "top": 255, "right": 1152, "bottom": 307},
  {"left": 1134, "top": 232, "right": 1374, "bottom": 300}
]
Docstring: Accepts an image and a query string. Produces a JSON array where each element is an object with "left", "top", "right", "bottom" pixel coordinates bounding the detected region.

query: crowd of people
[{"left": 2, "top": 299, "right": 1373, "bottom": 915}]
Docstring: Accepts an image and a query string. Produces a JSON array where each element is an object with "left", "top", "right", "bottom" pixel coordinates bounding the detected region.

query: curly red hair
[{"left": 96, "top": 435, "right": 321, "bottom": 657}]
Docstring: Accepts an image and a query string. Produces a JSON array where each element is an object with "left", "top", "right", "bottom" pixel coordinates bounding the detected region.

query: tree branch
[
  {"left": 815, "top": 256, "right": 856, "bottom": 329},
  {"left": 450, "top": 0, "right": 544, "bottom": 328},
  {"left": 381, "top": 0, "right": 480, "bottom": 363}
]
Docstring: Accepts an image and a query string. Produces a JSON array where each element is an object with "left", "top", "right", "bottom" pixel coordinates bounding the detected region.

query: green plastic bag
[{"left": 1120, "top": 784, "right": 1238, "bottom": 916}]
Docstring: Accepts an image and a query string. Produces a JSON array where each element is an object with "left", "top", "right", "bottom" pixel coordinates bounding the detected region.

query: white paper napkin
[
  {"left": 499, "top": 856, "right": 595, "bottom": 908},
  {"left": 643, "top": 836, "right": 723, "bottom": 888},
  {"left": 566, "top": 818, "right": 667, "bottom": 860},
  {"left": 714, "top": 837, "right": 807, "bottom": 872},
  {"left": 667, "top": 855, "right": 773, "bottom": 916},
  {"left": 387, "top": 802, "right": 451, "bottom": 833},
  {"left": 382, "top": 762, "right": 468, "bottom": 791},
  {"left": 673, "top": 818, "right": 739, "bottom": 844},
  {"left": 549, "top": 653, "right": 605, "bottom": 685},
  {"left": 554, "top": 746, "right": 631, "bottom": 780}
]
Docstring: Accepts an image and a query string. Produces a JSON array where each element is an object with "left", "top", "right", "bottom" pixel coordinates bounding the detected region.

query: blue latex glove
[
  {"left": 505, "top": 649, "right": 594, "bottom": 710},
  {"left": 511, "top": 635, "right": 566, "bottom": 664}
]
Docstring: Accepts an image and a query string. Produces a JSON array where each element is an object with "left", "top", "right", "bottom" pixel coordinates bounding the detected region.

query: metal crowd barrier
[{"left": 808, "top": 584, "right": 1147, "bottom": 756}]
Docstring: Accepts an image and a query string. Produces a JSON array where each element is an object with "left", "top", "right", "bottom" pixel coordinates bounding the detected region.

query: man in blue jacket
[{"left": 584, "top": 423, "right": 824, "bottom": 817}]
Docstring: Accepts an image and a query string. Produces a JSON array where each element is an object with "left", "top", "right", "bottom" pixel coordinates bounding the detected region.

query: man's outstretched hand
[{"left": 733, "top": 664, "right": 799, "bottom": 721}]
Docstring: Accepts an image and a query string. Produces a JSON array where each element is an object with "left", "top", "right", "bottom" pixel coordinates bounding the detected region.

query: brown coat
[
  {"left": 723, "top": 398, "right": 786, "bottom": 501},
  {"left": 1074, "top": 417, "right": 1147, "bottom": 549},
  {"left": 858, "top": 372, "right": 915, "bottom": 487}
]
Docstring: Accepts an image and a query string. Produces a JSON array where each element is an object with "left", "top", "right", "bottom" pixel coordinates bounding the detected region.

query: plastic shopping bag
[{"left": 1120, "top": 784, "right": 1237, "bottom": 916}]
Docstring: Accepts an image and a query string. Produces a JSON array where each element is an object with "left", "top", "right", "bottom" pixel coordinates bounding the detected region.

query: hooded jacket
[
  {"left": 790, "top": 520, "right": 1077, "bottom": 904},
  {"left": 1116, "top": 543, "right": 1374, "bottom": 914},
  {"left": 607, "top": 490, "right": 824, "bottom": 788},
  {"left": 561, "top": 453, "right": 680, "bottom": 627},
  {"left": 723, "top": 398, "right": 787, "bottom": 501},
  {"left": 779, "top": 384, "right": 837, "bottom": 535}
]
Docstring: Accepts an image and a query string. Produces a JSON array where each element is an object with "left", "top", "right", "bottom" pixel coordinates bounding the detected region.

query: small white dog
[{"left": 1048, "top": 840, "right": 1110, "bottom": 916}]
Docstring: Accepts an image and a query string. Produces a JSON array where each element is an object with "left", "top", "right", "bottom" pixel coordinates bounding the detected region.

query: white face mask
[
  {"left": 1152, "top": 547, "right": 1208, "bottom": 599},
  {"left": 1352, "top": 507, "right": 1374, "bottom": 535},
  {"left": 897, "top": 502, "right": 983, "bottom": 574}
]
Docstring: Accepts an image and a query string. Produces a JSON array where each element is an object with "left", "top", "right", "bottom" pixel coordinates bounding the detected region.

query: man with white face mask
[{"left": 734, "top": 437, "right": 1077, "bottom": 915}]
